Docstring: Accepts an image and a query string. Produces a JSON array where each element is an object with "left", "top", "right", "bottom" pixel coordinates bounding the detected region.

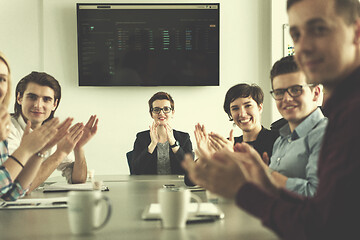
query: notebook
[
  {"left": 43, "top": 182, "right": 109, "bottom": 192},
  {"left": 142, "top": 202, "right": 224, "bottom": 222},
  {"left": 0, "top": 197, "right": 68, "bottom": 209}
]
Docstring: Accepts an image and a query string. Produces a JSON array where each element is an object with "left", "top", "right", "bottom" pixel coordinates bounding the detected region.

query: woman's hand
[
  {"left": 209, "top": 129, "right": 235, "bottom": 152},
  {"left": 149, "top": 121, "right": 160, "bottom": 145},
  {"left": 0, "top": 106, "right": 11, "bottom": 141},
  {"left": 148, "top": 121, "right": 160, "bottom": 154},
  {"left": 165, "top": 123, "right": 176, "bottom": 145},
  {"left": 194, "top": 123, "right": 216, "bottom": 159}
]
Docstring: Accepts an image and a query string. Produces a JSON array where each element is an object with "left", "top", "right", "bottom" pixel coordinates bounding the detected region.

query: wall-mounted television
[{"left": 77, "top": 3, "right": 219, "bottom": 86}]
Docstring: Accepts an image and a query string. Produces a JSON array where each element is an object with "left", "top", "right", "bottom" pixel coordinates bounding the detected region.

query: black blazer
[{"left": 131, "top": 130, "right": 193, "bottom": 175}]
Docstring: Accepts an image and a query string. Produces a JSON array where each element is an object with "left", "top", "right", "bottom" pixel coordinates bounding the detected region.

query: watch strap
[{"left": 170, "top": 140, "right": 179, "bottom": 148}]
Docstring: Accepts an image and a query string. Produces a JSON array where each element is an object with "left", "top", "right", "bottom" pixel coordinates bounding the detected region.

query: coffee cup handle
[
  {"left": 190, "top": 193, "right": 202, "bottom": 216},
  {"left": 93, "top": 195, "right": 112, "bottom": 230}
]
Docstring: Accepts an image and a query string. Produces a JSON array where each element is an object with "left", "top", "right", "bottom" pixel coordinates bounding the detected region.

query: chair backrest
[
  {"left": 270, "top": 118, "right": 287, "bottom": 131},
  {"left": 126, "top": 150, "right": 134, "bottom": 175}
]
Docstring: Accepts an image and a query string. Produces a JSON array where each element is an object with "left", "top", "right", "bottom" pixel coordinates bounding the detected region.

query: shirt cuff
[{"left": 2, "top": 180, "right": 28, "bottom": 201}]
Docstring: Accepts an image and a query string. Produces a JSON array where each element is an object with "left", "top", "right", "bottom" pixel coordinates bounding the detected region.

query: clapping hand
[
  {"left": 0, "top": 106, "right": 10, "bottom": 141},
  {"left": 209, "top": 129, "right": 235, "bottom": 152},
  {"left": 164, "top": 123, "right": 176, "bottom": 145},
  {"left": 20, "top": 118, "right": 60, "bottom": 156},
  {"left": 149, "top": 121, "right": 160, "bottom": 145},
  {"left": 182, "top": 147, "right": 246, "bottom": 199},
  {"left": 75, "top": 115, "right": 98, "bottom": 150},
  {"left": 194, "top": 123, "right": 216, "bottom": 159},
  {"left": 233, "top": 143, "right": 278, "bottom": 194},
  {"left": 57, "top": 123, "right": 84, "bottom": 155},
  {"left": 39, "top": 117, "right": 73, "bottom": 153}
]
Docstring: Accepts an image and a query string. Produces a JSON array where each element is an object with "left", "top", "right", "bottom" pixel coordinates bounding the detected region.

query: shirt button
[{"left": 288, "top": 138, "right": 292, "bottom": 143}]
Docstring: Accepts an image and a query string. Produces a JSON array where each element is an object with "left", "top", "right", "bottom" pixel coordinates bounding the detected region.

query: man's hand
[
  {"left": 39, "top": 118, "right": 73, "bottom": 153},
  {"left": 182, "top": 148, "right": 246, "bottom": 199},
  {"left": 20, "top": 118, "right": 59, "bottom": 156},
  {"left": 233, "top": 143, "right": 279, "bottom": 195},
  {"left": 56, "top": 123, "right": 84, "bottom": 155},
  {"left": 74, "top": 115, "right": 98, "bottom": 150}
]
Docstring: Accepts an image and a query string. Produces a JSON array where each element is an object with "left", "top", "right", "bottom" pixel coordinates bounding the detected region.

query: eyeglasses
[
  {"left": 151, "top": 107, "right": 172, "bottom": 114},
  {"left": 270, "top": 84, "right": 314, "bottom": 100}
]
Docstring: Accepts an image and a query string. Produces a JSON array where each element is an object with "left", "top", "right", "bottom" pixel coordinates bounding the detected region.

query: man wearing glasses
[
  {"left": 183, "top": 0, "right": 360, "bottom": 238},
  {"left": 267, "top": 55, "right": 327, "bottom": 196}
]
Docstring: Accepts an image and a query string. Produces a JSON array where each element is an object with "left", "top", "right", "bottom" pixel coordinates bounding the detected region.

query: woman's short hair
[
  {"left": 0, "top": 51, "right": 11, "bottom": 107},
  {"left": 223, "top": 83, "right": 264, "bottom": 121},
  {"left": 148, "top": 92, "right": 174, "bottom": 116}
]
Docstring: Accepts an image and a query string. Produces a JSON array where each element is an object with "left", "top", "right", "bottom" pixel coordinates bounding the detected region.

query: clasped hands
[{"left": 182, "top": 123, "right": 278, "bottom": 199}]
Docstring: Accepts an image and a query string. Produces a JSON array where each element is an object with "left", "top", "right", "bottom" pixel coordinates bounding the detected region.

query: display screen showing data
[{"left": 77, "top": 4, "right": 219, "bottom": 86}]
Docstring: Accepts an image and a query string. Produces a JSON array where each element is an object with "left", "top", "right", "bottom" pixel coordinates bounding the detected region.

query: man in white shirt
[{"left": 8, "top": 71, "right": 98, "bottom": 192}]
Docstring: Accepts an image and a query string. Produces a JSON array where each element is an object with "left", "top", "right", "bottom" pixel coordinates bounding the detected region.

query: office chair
[
  {"left": 126, "top": 150, "right": 134, "bottom": 175},
  {"left": 270, "top": 118, "right": 288, "bottom": 131}
]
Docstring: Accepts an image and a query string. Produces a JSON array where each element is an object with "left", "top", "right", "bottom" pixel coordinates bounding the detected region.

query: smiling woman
[
  {"left": 223, "top": 84, "right": 279, "bottom": 160},
  {"left": 130, "top": 92, "right": 193, "bottom": 175}
]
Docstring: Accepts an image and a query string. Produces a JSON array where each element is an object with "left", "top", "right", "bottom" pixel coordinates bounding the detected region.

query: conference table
[{"left": 0, "top": 175, "right": 280, "bottom": 240}]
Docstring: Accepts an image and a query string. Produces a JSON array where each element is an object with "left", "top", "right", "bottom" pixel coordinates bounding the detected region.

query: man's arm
[
  {"left": 71, "top": 115, "right": 98, "bottom": 183},
  {"left": 28, "top": 122, "right": 85, "bottom": 192},
  {"left": 71, "top": 148, "right": 87, "bottom": 183},
  {"left": 27, "top": 151, "right": 68, "bottom": 192}
]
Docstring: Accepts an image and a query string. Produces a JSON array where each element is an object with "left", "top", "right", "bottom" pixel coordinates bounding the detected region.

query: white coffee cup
[
  {"left": 67, "top": 190, "right": 112, "bottom": 235},
  {"left": 158, "top": 187, "right": 201, "bottom": 229}
]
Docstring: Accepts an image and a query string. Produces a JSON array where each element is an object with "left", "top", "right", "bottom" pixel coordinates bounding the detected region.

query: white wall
[
  {"left": 270, "top": 0, "right": 323, "bottom": 113},
  {"left": 0, "top": 0, "right": 274, "bottom": 176},
  {"left": 271, "top": 0, "right": 288, "bottom": 122}
]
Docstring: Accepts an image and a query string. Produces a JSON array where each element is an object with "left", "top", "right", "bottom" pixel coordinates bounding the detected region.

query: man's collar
[
  {"left": 16, "top": 115, "right": 30, "bottom": 132},
  {"left": 279, "top": 108, "right": 325, "bottom": 139}
]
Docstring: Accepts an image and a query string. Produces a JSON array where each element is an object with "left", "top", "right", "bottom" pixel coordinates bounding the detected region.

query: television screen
[{"left": 77, "top": 3, "right": 219, "bottom": 86}]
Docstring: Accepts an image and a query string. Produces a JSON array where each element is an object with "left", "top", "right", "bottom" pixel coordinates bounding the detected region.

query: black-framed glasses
[
  {"left": 151, "top": 107, "right": 172, "bottom": 114},
  {"left": 270, "top": 84, "right": 314, "bottom": 100}
]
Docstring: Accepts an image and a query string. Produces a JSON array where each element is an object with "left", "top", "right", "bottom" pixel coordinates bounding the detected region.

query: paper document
[
  {"left": 43, "top": 182, "right": 109, "bottom": 192},
  {"left": 0, "top": 197, "right": 68, "bottom": 209}
]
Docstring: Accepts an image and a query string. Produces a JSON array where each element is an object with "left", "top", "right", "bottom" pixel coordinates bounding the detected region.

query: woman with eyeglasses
[{"left": 131, "top": 92, "right": 193, "bottom": 175}]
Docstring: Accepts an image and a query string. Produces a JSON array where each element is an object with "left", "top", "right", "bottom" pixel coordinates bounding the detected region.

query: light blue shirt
[{"left": 269, "top": 108, "right": 328, "bottom": 196}]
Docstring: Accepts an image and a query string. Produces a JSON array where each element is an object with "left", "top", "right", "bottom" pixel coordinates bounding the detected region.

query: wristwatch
[{"left": 170, "top": 140, "right": 179, "bottom": 148}]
